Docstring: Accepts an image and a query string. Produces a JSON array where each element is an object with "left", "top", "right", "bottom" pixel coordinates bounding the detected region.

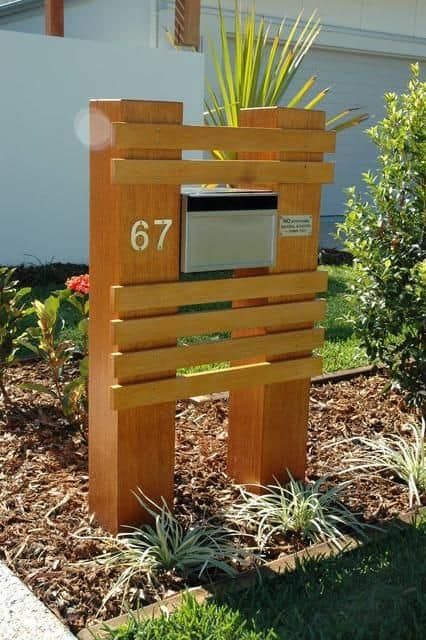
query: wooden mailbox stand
[{"left": 89, "top": 99, "right": 336, "bottom": 533}]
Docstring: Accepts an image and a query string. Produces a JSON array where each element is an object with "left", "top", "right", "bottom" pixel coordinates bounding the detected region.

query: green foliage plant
[
  {"left": 338, "top": 65, "right": 426, "bottom": 411},
  {"left": 24, "top": 295, "right": 75, "bottom": 411},
  {"left": 24, "top": 274, "right": 89, "bottom": 426},
  {"left": 206, "top": 2, "right": 368, "bottom": 159},
  {"left": 88, "top": 491, "right": 244, "bottom": 608},
  {"left": 0, "top": 267, "right": 32, "bottom": 407},
  {"left": 57, "top": 275, "right": 90, "bottom": 424},
  {"left": 227, "top": 474, "right": 368, "bottom": 550}
]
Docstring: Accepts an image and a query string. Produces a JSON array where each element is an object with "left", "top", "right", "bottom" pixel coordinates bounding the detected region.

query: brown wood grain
[
  {"left": 112, "top": 357, "right": 323, "bottom": 410},
  {"left": 45, "top": 0, "right": 64, "bottom": 36},
  {"left": 112, "top": 158, "right": 334, "bottom": 186},
  {"left": 175, "top": 0, "right": 201, "bottom": 49},
  {"left": 228, "top": 107, "right": 329, "bottom": 487},
  {"left": 89, "top": 99, "right": 182, "bottom": 533},
  {"left": 113, "top": 328, "right": 325, "bottom": 379},
  {"left": 112, "top": 300, "right": 326, "bottom": 350},
  {"left": 112, "top": 271, "right": 327, "bottom": 314},
  {"left": 113, "top": 123, "right": 336, "bottom": 153}
]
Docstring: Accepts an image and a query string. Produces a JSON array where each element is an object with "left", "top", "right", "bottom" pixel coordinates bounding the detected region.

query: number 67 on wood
[{"left": 130, "top": 219, "right": 173, "bottom": 252}]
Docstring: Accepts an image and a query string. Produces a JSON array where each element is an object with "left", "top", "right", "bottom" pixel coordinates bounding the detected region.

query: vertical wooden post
[
  {"left": 175, "top": 0, "right": 201, "bottom": 50},
  {"left": 228, "top": 107, "right": 325, "bottom": 487},
  {"left": 45, "top": 0, "right": 64, "bottom": 37},
  {"left": 89, "top": 100, "right": 183, "bottom": 533}
]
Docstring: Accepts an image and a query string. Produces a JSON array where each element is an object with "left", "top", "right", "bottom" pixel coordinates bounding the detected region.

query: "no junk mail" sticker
[{"left": 279, "top": 215, "right": 313, "bottom": 237}]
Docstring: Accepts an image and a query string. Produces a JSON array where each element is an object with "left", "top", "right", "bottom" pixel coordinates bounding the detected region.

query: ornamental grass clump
[
  {"left": 340, "top": 419, "right": 426, "bottom": 508},
  {"left": 89, "top": 491, "right": 244, "bottom": 607},
  {"left": 205, "top": 1, "right": 368, "bottom": 159},
  {"left": 338, "top": 64, "right": 426, "bottom": 410},
  {"left": 228, "top": 474, "right": 367, "bottom": 550}
]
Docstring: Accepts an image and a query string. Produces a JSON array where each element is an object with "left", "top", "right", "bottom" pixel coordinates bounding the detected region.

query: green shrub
[
  {"left": 24, "top": 274, "right": 89, "bottom": 427},
  {"left": 338, "top": 64, "right": 426, "bottom": 410},
  {"left": 0, "top": 267, "right": 32, "bottom": 407}
]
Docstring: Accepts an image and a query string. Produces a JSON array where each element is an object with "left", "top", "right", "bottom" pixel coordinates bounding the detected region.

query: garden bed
[{"left": 0, "top": 360, "right": 419, "bottom": 634}]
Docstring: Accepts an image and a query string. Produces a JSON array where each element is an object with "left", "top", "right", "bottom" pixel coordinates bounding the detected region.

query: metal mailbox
[{"left": 181, "top": 187, "right": 278, "bottom": 273}]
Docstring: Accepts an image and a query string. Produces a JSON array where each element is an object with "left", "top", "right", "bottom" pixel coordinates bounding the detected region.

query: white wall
[
  {"left": 0, "top": 0, "right": 154, "bottom": 46},
  {"left": 0, "top": 29, "right": 203, "bottom": 264}
]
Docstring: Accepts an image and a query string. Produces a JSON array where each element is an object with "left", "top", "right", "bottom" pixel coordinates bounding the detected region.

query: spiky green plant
[
  {"left": 87, "top": 491, "right": 245, "bottom": 608},
  {"left": 339, "top": 419, "right": 426, "bottom": 508},
  {"left": 227, "top": 474, "right": 368, "bottom": 549},
  {"left": 206, "top": 2, "right": 368, "bottom": 158}
]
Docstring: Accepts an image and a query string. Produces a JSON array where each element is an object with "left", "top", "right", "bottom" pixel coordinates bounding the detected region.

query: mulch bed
[{"left": 0, "top": 361, "right": 419, "bottom": 634}]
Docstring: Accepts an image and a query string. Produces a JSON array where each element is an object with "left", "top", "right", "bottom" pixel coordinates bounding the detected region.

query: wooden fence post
[
  {"left": 45, "top": 0, "right": 64, "bottom": 36},
  {"left": 89, "top": 99, "right": 183, "bottom": 533},
  {"left": 228, "top": 107, "right": 325, "bottom": 487}
]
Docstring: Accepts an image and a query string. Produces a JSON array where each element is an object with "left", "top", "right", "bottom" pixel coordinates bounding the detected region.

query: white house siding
[
  {"left": 0, "top": 0, "right": 425, "bottom": 254},
  {"left": 0, "top": 29, "right": 203, "bottom": 264}
]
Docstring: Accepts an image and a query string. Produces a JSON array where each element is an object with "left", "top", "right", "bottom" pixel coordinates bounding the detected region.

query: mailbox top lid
[
  {"left": 181, "top": 187, "right": 278, "bottom": 212},
  {"left": 181, "top": 186, "right": 277, "bottom": 199}
]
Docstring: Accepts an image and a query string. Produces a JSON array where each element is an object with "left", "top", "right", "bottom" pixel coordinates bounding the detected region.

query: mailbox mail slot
[{"left": 181, "top": 188, "right": 278, "bottom": 273}]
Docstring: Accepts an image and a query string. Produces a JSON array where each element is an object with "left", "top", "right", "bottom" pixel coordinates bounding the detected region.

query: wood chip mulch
[{"left": 0, "top": 361, "right": 419, "bottom": 634}]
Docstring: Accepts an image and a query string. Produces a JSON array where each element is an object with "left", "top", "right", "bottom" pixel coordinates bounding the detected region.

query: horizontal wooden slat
[
  {"left": 113, "top": 328, "right": 325, "bottom": 379},
  {"left": 112, "top": 356, "right": 323, "bottom": 410},
  {"left": 112, "top": 271, "right": 328, "bottom": 314},
  {"left": 112, "top": 299, "right": 326, "bottom": 350},
  {"left": 112, "top": 159, "right": 334, "bottom": 186},
  {"left": 113, "top": 123, "right": 336, "bottom": 154}
]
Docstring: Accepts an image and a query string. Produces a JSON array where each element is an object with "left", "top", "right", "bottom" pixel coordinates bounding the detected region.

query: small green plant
[
  {"left": 89, "top": 492, "right": 244, "bottom": 607},
  {"left": 25, "top": 295, "right": 75, "bottom": 411},
  {"left": 57, "top": 274, "right": 90, "bottom": 424},
  {"left": 0, "top": 267, "right": 32, "bottom": 407},
  {"left": 206, "top": 2, "right": 367, "bottom": 158},
  {"left": 25, "top": 274, "right": 89, "bottom": 426},
  {"left": 339, "top": 419, "right": 426, "bottom": 508},
  {"left": 228, "top": 474, "right": 367, "bottom": 549},
  {"left": 338, "top": 64, "right": 426, "bottom": 410}
]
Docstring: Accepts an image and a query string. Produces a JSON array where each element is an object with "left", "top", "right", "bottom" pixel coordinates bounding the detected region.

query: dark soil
[{"left": 0, "top": 361, "right": 418, "bottom": 633}]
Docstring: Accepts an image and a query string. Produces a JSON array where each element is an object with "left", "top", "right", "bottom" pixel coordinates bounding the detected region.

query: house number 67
[{"left": 130, "top": 219, "right": 173, "bottom": 252}]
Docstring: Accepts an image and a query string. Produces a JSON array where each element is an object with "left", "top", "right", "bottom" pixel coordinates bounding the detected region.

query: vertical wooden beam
[
  {"left": 175, "top": 0, "right": 201, "bottom": 50},
  {"left": 89, "top": 100, "right": 183, "bottom": 533},
  {"left": 228, "top": 107, "right": 325, "bottom": 487},
  {"left": 45, "top": 0, "right": 64, "bottom": 37}
]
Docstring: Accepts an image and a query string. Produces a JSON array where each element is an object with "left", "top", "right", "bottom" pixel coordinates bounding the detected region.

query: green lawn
[
  {"left": 319, "top": 265, "right": 368, "bottom": 372},
  {"left": 98, "top": 514, "right": 426, "bottom": 640},
  {"left": 27, "top": 266, "right": 369, "bottom": 373}
]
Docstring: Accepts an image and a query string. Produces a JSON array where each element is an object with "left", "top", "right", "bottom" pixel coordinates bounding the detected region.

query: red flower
[{"left": 66, "top": 274, "right": 90, "bottom": 295}]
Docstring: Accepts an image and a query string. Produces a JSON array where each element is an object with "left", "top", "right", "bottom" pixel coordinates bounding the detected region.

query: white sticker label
[{"left": 280, "top": 215, "right": 313, "bottom": 237}]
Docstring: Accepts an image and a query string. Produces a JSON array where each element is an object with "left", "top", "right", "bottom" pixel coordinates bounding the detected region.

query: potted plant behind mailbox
[{"left": 205, "top": 1, "right": 368, "bottom": 159}]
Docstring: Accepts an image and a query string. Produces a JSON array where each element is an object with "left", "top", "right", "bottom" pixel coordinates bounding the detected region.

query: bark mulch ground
[{"left": 0, "top": 361, "right": 419, "bottom": 634}]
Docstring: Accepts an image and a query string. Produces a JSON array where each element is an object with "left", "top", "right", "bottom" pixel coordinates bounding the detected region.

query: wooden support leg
[
  {"left": 89, "top": 99, "right": 182, "bottom": 533},
  {"left": 228, "top": 107, "right": 325, "bottom": 487}
]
